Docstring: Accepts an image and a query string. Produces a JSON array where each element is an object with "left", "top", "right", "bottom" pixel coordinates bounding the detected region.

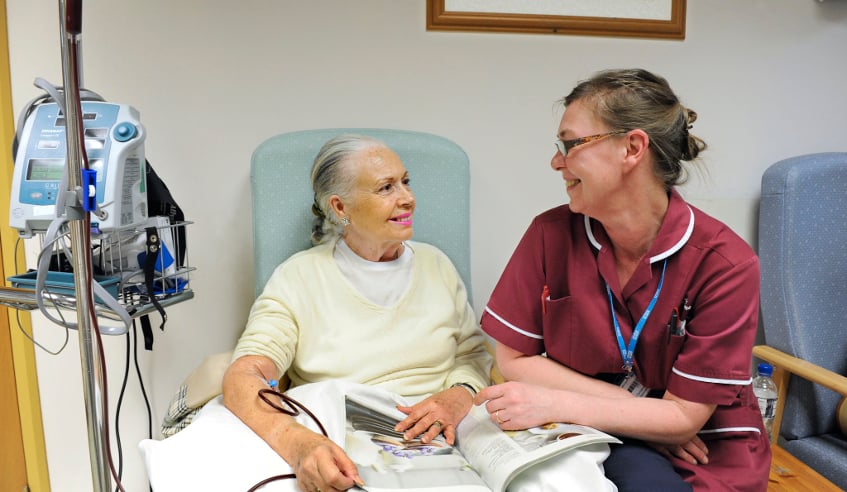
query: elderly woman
[
  {"left": 476, "top": 69, "right": 770, "bottom": 491},
  {"left": 223, "top": 134, "right": 491, "bottom": 492}
]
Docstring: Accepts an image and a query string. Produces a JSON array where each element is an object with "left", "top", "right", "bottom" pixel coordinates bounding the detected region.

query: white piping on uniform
[
  {"left": 583, "top": 205, "right": 696, "bottom": 265},
  {"left": 585, "top": 214, "right": 602, "bottom": 251},
  {"left": 484, "top": 306, "right": 544, "bottom": 339},
  {"left": 698, "top": 427, "right": 761, "bottom": 435},
  {"left": 672, "top": 366, "right": 753, "bottom": 385},
  {"left": 650, "top": 206, "right": 695, "bottom": 263}
]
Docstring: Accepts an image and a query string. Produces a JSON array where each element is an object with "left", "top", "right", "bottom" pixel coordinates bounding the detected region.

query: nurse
[{"left": 476, "top": 68, "right": 770, "bottom": 491}]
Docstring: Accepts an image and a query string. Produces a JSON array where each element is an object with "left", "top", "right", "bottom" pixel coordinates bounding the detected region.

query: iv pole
[{"left": 57, "top": 0, "right": 112, "bottom": 489}]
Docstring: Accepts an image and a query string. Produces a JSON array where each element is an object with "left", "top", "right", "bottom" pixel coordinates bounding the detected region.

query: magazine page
[
  {"left": 455, "top": 405, "right": 621, "bottom": 492},
  {"left": 344, "top": 391, "right": 491, "bottom": 492}
]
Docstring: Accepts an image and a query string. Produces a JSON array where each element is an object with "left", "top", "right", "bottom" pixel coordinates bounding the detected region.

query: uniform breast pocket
[
  {"left": 542, "top": 295, "right": 619, "bottom": 375},
  {"left": 650, "top": 331, "right": 685, "bottom": 388}
]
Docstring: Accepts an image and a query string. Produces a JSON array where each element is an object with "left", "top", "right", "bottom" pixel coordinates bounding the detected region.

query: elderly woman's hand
[
  {"left": 394, "top": 386, "right": 474, "bottom": 445},
  {"left": 286, "top": 424, "right": 363, "bottom": 492}
]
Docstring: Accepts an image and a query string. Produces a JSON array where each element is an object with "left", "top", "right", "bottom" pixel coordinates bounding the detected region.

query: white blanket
[{"left": 139, "top": 381, "right": 616, "bottom": 492}]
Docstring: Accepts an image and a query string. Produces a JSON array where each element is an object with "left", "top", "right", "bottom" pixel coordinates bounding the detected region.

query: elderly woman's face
[{"left": 341, "top": 146, "right": 415, "bottom": 258}]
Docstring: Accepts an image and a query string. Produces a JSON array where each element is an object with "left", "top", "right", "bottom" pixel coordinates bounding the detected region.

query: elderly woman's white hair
[{"left": 310, "top": 134, "right": 388, "bottom": 245}]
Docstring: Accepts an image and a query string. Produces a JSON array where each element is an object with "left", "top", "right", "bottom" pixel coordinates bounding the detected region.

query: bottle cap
[{"left": 757, "top": 362, "right": 773, "bottom": 377}]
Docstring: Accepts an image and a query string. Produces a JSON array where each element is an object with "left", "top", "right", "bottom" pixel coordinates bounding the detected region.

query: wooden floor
[{"left": 768, "top": 445, "right": 843, "bottom": 491}]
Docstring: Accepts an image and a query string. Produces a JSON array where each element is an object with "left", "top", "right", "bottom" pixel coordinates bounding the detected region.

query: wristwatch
[{"left": 451, "top": 382, "right": 477, "bottom": 396}]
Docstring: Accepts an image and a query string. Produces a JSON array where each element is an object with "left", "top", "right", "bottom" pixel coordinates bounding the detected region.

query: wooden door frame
[{"left": 0, "top": 0, "right": 51, "bottom": 489}]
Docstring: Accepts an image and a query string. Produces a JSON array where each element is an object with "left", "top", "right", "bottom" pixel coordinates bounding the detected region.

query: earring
[{"left": 341, "top": 216, "right": 350, "bottom": 226}]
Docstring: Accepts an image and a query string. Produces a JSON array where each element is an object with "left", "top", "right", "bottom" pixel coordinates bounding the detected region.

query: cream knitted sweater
[{"left": 233, "top": 240, "right": 491, "bottom": 396}]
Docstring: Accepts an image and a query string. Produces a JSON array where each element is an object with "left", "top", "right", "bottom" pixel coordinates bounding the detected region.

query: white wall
[{"left": 7, "top": 1, "right": 847, "bottom": 490}]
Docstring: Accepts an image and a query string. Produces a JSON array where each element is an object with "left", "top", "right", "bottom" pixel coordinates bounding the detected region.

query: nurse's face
[
  {"left": 550, "top": 99, "right": 627, "bottom": 215},
  {"left": 336, "top": 146, "right": 415, "bottom": 261}
]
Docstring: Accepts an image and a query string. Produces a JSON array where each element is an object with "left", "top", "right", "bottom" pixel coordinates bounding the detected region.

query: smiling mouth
[
  {"left": 565, "top": 179, "right": 581, "bottom": 188},
  {"left": 390, "top": 213, "right": 413, "bottom": 225}
]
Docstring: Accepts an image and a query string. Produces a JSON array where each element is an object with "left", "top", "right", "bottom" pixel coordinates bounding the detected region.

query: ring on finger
[
  {"left": 432, "top": 419, "right": 443, "bottom": 428},
  {"left": 495, "top": 409, "right": 503, "bottom": 424}
]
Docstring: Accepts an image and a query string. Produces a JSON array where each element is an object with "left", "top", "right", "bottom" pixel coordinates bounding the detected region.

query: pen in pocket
[
  {"left": 678, "top": 296, "right": 691, "bottom": 336},
  {"left": 541, "top": 285, "right": 550, "bottom": 315},
  {"left": 667, "top": 309, "right": 678, "bottom": 342}
]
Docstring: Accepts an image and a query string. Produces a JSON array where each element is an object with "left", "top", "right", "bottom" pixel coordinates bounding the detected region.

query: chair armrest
[
  {"left": 490, "top": 364, "right": 505, "bottom": 385},
  {"left": 485, "top": 339, "right": 505, "bottom": 385},
  {"left": 753, "top": 344, "right": 847, "bottom": 441},
  {"left": 753, "top": 345, "right": 847, "bottom": 396}
]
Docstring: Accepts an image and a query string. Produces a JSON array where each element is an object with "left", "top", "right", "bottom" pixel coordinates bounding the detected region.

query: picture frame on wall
[{"left": 426, "top": 0, "right": 686, "bottom": 40}]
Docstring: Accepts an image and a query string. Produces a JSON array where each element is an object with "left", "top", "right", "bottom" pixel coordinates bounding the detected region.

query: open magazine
[{"left": 344, "top": 391, "right": 621, "bottom": 492}]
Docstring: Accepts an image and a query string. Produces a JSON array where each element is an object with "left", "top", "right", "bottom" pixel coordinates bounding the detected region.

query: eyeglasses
[{"left": 554, "top": 130, "right": 629, "bottom": 157}]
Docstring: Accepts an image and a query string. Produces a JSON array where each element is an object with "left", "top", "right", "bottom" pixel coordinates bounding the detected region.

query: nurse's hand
[
  {"left": 287, "top": 424, "right": 364, "bottom": 492},
  {"left": 475, "top": 381, "right": 555, "bottom": 431},
  {"left": 395, "top": 386, "right": 473, "bottom": 445},
  {"left": 650, "top": 435, "right": 709, "bottom": 465}
]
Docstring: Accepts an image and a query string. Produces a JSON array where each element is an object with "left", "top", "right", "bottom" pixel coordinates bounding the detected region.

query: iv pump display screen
[{"left": 26, "top": 158, "right": 65, "bottom": 181}]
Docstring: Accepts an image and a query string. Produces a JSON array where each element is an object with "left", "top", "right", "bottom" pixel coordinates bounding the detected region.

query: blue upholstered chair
[
  {"left": 250, "top": 128, "right": 472, "bottom": 302},
  {"left": 754, "top": 152, "right": 847, "bottom": 488}
]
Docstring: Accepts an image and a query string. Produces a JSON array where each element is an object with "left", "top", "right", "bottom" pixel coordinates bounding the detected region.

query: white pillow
[{"left": 139, "top": 396, "right": 297, "bottom": 491}]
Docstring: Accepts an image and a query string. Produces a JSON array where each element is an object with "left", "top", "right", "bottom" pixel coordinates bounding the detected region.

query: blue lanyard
[{"left": 605, "top": 259, "right": 668, "bottom": 372}]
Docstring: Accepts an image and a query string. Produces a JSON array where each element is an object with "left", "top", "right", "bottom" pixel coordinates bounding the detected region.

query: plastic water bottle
[{"left": 753, "top": 362, "right": 778, "bottom": 442}]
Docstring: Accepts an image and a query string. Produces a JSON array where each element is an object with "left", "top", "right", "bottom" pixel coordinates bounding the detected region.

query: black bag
[
  {"left": 145, "top": 160, "right": 186, "bottom": 267},
  {"left": 139, "top": 160, "right": 187, "bottom": 350}
]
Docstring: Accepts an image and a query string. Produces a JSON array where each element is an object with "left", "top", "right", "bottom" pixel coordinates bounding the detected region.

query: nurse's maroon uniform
[{"left": 482, "top": 190, "right": 770, "bottom": 491}]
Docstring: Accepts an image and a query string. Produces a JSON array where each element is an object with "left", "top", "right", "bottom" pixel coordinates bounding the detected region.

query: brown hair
[{"left": 562, "top": 68, "right": 706, "bottom": 190}]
